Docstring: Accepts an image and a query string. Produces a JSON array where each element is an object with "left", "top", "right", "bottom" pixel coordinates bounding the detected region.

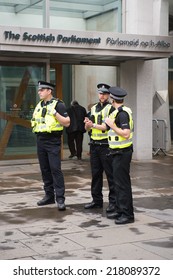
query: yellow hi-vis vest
[
  {"left": 108, "top": 106, "right": 133, "bottom": 149},
  {"left": 31, "top": 99, "right": 63, "bottom": 133},
  {"left": 91, "top": 103, "right": 112, "bottom": 141}
]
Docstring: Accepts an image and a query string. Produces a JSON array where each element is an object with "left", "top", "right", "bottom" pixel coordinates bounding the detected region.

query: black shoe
[
  {"left": 57, "top": 202, "right": 66, "bottom": 211},
  {"left": 37, "top": 196, "right": 55, "bottom": 206},
  {"left": 84, "top": 201, "right": 103, "bottom": 209},
  {"left": 107, "top": 211, "right": 121, "bottom": 219},
  {"left": 115, "top": 215, "right": 134, "bottom": 225},
  {"left": 69, "top": 154, "right": 77, "bottom": 159},
  {"left": 106, "top": 204, "right": 117, "bottom": 213}
]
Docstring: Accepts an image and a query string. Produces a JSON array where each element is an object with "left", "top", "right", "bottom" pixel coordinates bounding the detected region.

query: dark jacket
[{"left": 66, "top": 102, "right": 87, "bottom": 134}]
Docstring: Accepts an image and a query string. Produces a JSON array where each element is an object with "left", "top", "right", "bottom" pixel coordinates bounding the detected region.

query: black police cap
[
  {"left": 38, "top": 81, "right": 55, "bottom": 90},
  {"left": 97, "top": 83, "right": 110, "bottom": 94},
  {"left": 109, "top": 86, "right": 127, "bottom": 100}
]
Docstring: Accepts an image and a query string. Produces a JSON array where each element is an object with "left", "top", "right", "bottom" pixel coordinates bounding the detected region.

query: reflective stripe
[
  {"left": 35, "top": 118, "right": 45, "bottom": 123},
  {"left": 92, "top": 133, "right": 107, "bottom": 137},
  {"left": 109, "top": 138, "right": 132, "bottom": 146},
  {"left": 109, "top": 130, "right": 116, "bottom": 136},
  {"left": 34, "top": 118, "right": 62, "bottom": 127}
]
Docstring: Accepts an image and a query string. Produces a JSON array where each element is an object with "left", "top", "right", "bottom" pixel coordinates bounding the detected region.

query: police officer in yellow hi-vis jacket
[
  {"left": 105, "top": 86, "right": 134, "bottom": 224},
  {"left": 84, "top": 83, "right": 117, "bottom": 213},
  {"left": 31, "top": 81, "right": 70, "bottom": 211}
]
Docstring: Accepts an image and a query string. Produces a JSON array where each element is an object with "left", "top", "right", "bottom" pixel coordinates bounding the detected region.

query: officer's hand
[
  {"left": 84, "top": 117, "right": 89, "bottom": 123},
  {"left": 52, "top": 109, "right": 57, "bottom": 116},
  {"left": 85, "top": 119, "right": 93, "bottom": 129},
  {"left": 105, "top": 117, "right": 114, "bottom": 128}
]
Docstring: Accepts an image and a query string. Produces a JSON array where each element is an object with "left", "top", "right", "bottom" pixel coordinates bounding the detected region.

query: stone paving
[{"left": 0, "top": 153, "right": 173, "bottom": 260}]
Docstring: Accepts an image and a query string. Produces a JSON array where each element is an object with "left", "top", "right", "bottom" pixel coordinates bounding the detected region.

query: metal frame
[{"left": 153, "top": 119, "right": 167, "bottom": 156}]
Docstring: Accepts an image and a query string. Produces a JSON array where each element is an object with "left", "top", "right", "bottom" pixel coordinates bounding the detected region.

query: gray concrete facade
[{"left": 121, "top": 60, "right": 154, "bottom": 160}]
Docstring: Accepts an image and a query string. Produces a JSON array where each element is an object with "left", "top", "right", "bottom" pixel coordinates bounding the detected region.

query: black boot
[
  {"left": 37, "top": 195, "right": 55, "bottom": 206},
  {"left": 106, "top": 203, "right": 117, "bottom": 213},
  {"left": 107, "top": 211, "right": 121, "bottom": 219},
  {"left": 84, "top": 201, "right": 103, "bottom": 209}
]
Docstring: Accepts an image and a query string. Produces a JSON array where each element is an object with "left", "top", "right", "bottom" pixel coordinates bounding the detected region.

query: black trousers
[
  {"left": 90, "top": 144, "right": 116, "bottom": 205},
  {"left": 37, "top": 136, "right": 65, "bottom": 203},
  {"left": 112, "top": 149, "right": 134, "bottom": 218},
  {"left": 67, "top": 131, "right": 84, "bottom": 158}
]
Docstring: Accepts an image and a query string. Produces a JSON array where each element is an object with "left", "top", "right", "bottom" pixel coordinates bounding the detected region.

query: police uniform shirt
[
  {"left": 115, "top": 106, "right": 130, "bottom": 129},
  {"left": 95, "top": 101, "right": 112, "bottom": 113},
  {"left": 55, "top": 100, "right": 69, "bottom": 118}
]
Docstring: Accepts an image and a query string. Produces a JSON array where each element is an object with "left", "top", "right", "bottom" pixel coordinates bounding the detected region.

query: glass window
[
  {"left": 0, "top": 1, "right": 121, "bottom": 32},
  {"left": 0, "top": 63, "right": 45, "bottom": 159}
]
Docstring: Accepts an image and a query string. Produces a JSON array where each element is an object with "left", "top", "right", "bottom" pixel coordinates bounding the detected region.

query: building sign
[
  {"left": 4, "top": 31, "right": 101, "bottom": 45},
  {"left": 106, "top": 37, "right": 170, "bottom": 48},
  {"left": 3, "top": 30, "right": 171, "bottom": 50},
  {"left": 0, "top": 26, "right": 173, "bottom": 60}
]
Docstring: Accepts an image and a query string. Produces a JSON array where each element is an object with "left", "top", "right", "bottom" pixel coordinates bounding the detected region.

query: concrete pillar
[
  {"left": 121, "top": 0, "right": 171, "bottom": 158},
  {"left": 120, "top": 60, "right": 153, "bottom": 160}
]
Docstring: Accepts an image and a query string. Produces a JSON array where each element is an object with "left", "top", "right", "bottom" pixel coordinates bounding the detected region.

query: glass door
[{"left": 0, "top": 63, "right": 45, "bottom": 160}]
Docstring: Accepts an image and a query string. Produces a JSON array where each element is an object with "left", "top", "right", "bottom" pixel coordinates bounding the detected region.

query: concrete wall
[
  {"left": 121, "top": 0, "right": 171, "bottom": 159},
  {"left": 152, "top": 1, "right": 171, "bottom": 151},
  {"left": 86, "top": 10, "right": 118, "bottom": 32},
  {"left": 123, "top": 0, "right": 154, "bottom": 34},
  {"left": 121, "top": 60, "right": 153, "bottom": 160}
]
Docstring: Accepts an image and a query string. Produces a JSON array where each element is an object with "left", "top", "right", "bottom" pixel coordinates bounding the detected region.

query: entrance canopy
[{"left": 0, "top": 26, "right": 173, "bottom": 66}]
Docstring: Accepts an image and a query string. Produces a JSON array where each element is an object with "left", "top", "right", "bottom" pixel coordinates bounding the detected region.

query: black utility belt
[
  {"left": 89, "top": 140, "right": 108, "bottom": 146},
  {"left": 109, "top": 145, "right": 133, "bottom": 154},
  {"left": 36, "top": 131, "right": 62, "bottom": 137}
]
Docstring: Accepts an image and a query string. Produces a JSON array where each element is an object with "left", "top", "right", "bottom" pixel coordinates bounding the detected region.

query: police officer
[
  {"left": 105, "top": 86, "right": 134, "bottom": 224},
  {"left": 84, "top": 83, "right": 117, "bottom": 213},
  {"left": 31, "top": 81, "right": 70, "bottom": 210}
]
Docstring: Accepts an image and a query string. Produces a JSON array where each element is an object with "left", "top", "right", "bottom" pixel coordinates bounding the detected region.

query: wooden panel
[{"left": 0, "top": 111, "right": 31, "bottom": 128}]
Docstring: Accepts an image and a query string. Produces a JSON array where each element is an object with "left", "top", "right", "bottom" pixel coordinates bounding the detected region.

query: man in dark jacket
[{"left": 66, "top": 100, "right": 87, "bottom": 160}]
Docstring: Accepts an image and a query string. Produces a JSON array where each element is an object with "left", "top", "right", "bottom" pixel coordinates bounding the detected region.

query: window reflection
[{"left": 0, "top": 64, "right": 45, "bottom": 159}]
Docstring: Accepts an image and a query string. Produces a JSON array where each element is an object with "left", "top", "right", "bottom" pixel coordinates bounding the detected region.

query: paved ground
[{"left": 0, "top": 151, "right": 173, "bottom": 260}]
